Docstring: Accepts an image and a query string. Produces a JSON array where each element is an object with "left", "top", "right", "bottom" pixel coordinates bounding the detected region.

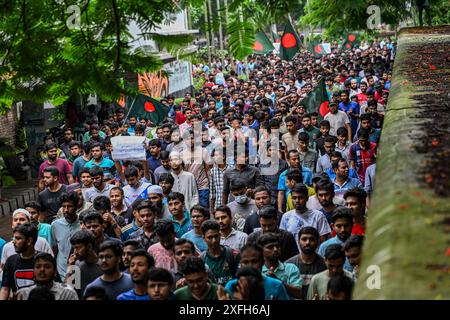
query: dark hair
[
  {"left": 59, "top": 191, "right": 80, "bottom": 207},
  {"left": 154, "top": 219, "right": 175, "bottom": 236},
  {"left": 147, "top": 268, "right": 174, "bottom": 285},
  {"left": 90, "top": 142, "right": 102, "bottom": 150},
  {"left": 292, "top": 183, "right": 309, "bottom": 197},
  {"left": 331, "top": 207, "right": 354, "bottom": 224},
  {"left": 240, "top": 244, "right": 264, "bottom": 260},
  {"left": 343, "top": 188, "right": 367, "bottom": 207},
  {"left": 285, "top": 115, "right": 297, "bottom": 124},
  {"left": 99, "top": 240, "right": 123, "bottom": 257},
  {"left": 110, "top": 186, "right": 124, "bottom": 196},
  {"left": 324, "top": 244, "right": 346, "bottom": 261},
  {"left": 69, "top": 141, "right": 82, "bottom": 149},
  {"left": 24, "top": 201, "right": 42, "bottom": 212},
  {"left": 314, "top": 179, "right": 335, "bottom": 194},
  {"left": 93, "top": 196, "right": 111, "bottom": 212},
  {"left": 80, "top": 167, "right": 91, "bottom": 176},
  {"left": 13, "top": 222, "right": 38, "bottom": 245},
  {"left": 257, "top": 233, "right": 280, "bottom": 247},
  {"left": 230, "top": 178, "right": 246, "bottom": 191},
  {"left": 344, "top": 235, "right": 364, "bottom": 251},
  {"left": 124, "top": 166, "right": 139, "bottom": 179},
  {"left": 160, "top": 151, "right": 170, "bottom": 161},
  {"left": 337, "top": 127, "right": 348, "bottom": 137},
  {"left": 34, "top": 252, "right": 57, "bottom": 269},
  {"left": 286, "top": 168, "right": 303, "bottom": 183},
  {"left": 287, "top": 149, "right": 299, "bottom": 159},
  {"left": 132, "top": 198, "right": 145, "bottom": 211},
  {"left": 200, "top": 220, "right": 220, "bottom": 235},
  {"left": 82, "top": 211, "right": 104, "bottom": 225},
  {"left": 360, "top": 113, "right": 372, "bottom": 122},
  {"left": 123, "top": 239, "right": 142, "bottom": 250},
  {"left": 258, "top": 205, "right": 278, "bottom": 220},
  {"left": 214, "top": 205, "right": 232, "bottom": 218},
  {"left": 45, "top": 143, "right": 58, "bottom": 152},
  {"left": 89, "top": 166, "right": 103, "bottom": 177},
  {"left": 136, "top": 200, "right": 159, "bottom": 215},
  {"left": 320, "top": 120, "right": 331, "bottom": 128},
  {"left": 82, "top": 286, "right": 109, "bottom": 300},
  {"left": 43, "top": 166, "right": 59, "bottom": 177},
  {"left": 131, "top": 249, "right": 155, "bottom": 269},
  {"left": 190, "top": 205, "right": 209, "bottom": 219},
  {"left": 159, "top": 173, "right": 174, "bottom": 185},
  {"left": 235, "top": 266, "right": 265, "bottom": 300},
  {"left": 298, "top": 226, "right": 320, "bottom": 240},
  {"left": 28, "top": 286, "right": 55, "bottom": 300},
  {"left": 254, "top": 186, "right": 270, "bottom": 197},
  {"left": 331, "top": 158, "right": 347, "bottom": 171},
  {"left": 174, "top": 238, "right": 196, "bottom": 254},
  {"left": 298, "top": 132, "right": 309, "bottom": 142},
  {"left": 358, "top": 128, "right": 370, "bottom": 139},
  {"left": 149, "top": 139, "right": 161, "bottom": 148},
  {"left": 324, "top": 136, "right": 336, "bottom": 144},
  {"left": 327, "top": 275, "right": 353, "bottom": 299},
  {"left": 70, "top": 229, "right": 96, "bottom": 247},
  {"left": 178, "top": 256, "right": 206, "bottom": 275},
  {"left": 167, "top": 192, "right": 185, "bottom": 203}
]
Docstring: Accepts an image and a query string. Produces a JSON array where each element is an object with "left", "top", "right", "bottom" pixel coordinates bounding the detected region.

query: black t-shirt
[
  {"left": 39, "top": 185, "right": 67, "bottom": 223},
  {"left": 2, "top": 253, "right": 39, "bottom": 294},
  {"left": 286, "top": 254, "right": 327, "bottom": 298}
]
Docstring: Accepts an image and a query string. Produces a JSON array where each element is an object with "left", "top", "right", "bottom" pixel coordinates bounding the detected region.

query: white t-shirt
[
  {"left": 123, "top": 182, "right": 152, "bottom": 206},
  {"left": 324, "top": 111, "right": 350, "bottom": 136}
]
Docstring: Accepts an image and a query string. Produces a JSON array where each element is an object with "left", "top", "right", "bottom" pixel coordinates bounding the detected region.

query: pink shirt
[
  {"left": 148, "top": 242, "right": 177, "bottom": 274},
  {"left": 38, "top": 158, "right": 71, "bottom": 185}
]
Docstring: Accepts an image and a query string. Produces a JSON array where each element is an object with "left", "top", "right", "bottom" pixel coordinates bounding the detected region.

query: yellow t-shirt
[{"left": 286, "top": 187, "right": 316, "bottom": 211}]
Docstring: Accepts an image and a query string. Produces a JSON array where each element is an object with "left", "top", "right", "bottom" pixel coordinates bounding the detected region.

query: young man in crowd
[
  {"left": 24, "top": 201, "right": 52, "bottom": 245},
  {"left": 214, "top": 206, "right": 248, "bottom": 251},
  {"left": 147, "top": 267, "right": 177, "bottom": 300},
  {"left": 181, "top": 205, "right": 209, "bottom": 252},
  {"left": 226, "top": 179, "right": 258, "bottom": 232},
  {"left": 123, "top": 166, "right": 152, "bottom": 206},
  {"left": 167, "top": 192, "right": 193, "bottom": 238},
  {"left": 169, "top": 151, "right": 199, "bottom": 211},
  {"left": 343, "top": 188, "right": 367, "bottom": 235},
  {"left": 38, "top": 143, "right": 73, "bottom": 192},
  {"left": 84, "top": 142, "right": 117, "bottom": 183},
  {"left": 148, "top": 220, "right": 178, "bottom": 274},
  {"left": 39, "top": 166, "right": 68, "bottom": 223},
  {"left": 344, "top": 235, "right": 364, "bottom": 280},
  {"left": 128, "top": 200, "right": 159, "bottom": 251},
  {"left": 82, "top": 166, "right": 114, "bottom": 203}
]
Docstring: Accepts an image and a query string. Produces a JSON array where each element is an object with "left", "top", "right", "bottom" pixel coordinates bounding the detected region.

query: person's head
[
  {"left": 147, "top": 268, "right": 174, "bottom": 300},
  {"left": 327, "top": 275, "right": 353, "bottom": 300},
  {"left": 329, "top": 101, "right": 338, "bottom": 114},
  {"left": 233, "top": 266, "right": 265, "bottom": 300},
  {"left": 161, "top": 124, "right": 172, "bottom": 141},
  {"left": 121, "top": 239, "right": 142, "bottom": 269},
  {"left": 70, "top": 229, "right": 97, "bottom": 261},
  {"left": 285, "top": 116, "right": 297, "bottom": 134},
  {"left": 367, "top": 100, "right": 378, "bottom": 115},
  {"left": 174, "top": 238, "right": 196, "bottom": 265},
  {"left": 169, "top": 151, "right": 183, "bottom": 171},
  {"left": 298, "top": 226, "right": 320, "bottom": 255},
  {"left": 90, "top": 142, "right": 103, "bottom": 161},
  {"left": 286, "top": 168, "right": 303, "bottom": 189},
  {"left": 154, "top": 219, "right": 176, "bottom": 250},
  {"left": 149, "top": 139, "right": 162, "bottom": 157},
  {"left": 11, "top": 209, "right": 31, "bottom": 230},
  {"left": 324, "top": 244, "right": 346, "bottom": 277},
  {"left": 324, "top": 136, "right": 335, "bottom": 155},
  {"left": 291, "top": 183, "right": 309, "bottom": 211},
  {"left": 98, "top": 241, "right": 123, "bottom": 274},
  {"left": 301, "top": 114, "right": 311, "bottom": 129},
  {"left": 190, "top": 205, "right": 209, "bottom": 229},
  {"left": 344, "top": 235, "right": 364, "bottom": 268},
  {"left": 167, "top": 192, "right": 185, "bottom": 216},
  {"left": 331, "top": 207, "right": 353, "bottom": 242},
  {"left": 360, "top": 113, "right": 372, "bottom": 130},
  {"left": 298, "top": 132, "right": 310, "bottom": 152},
  {"left": 336, "top": 127, "right": 348, "bottom": 145},
  {"left": 45, "top": 143, "right": 58, "bottom": 161},
  {"left": 82, "top": 286, "right": 109, "bottom": 300},
  {"left": 159, "top": 173, "right": 174, "bottom": 194},
  {"left": 344, "top": 188, "right": 367, "bottom": 219},
  {"left": 82, "top": 212, "right": 105, "bottom": 240},
  {"left": 63, "top": 128, "right": 74, "bottom": 142},
  {"left": 24, "top": 202, "right": 44, "bottom": 224},
  {"left": 319, "top": 120, "right": 331, "bottom": 136},
  {"left": 178, "top": 256, "right": 209, "bottom": 298},
  {"left": 89, "top": 166, "right": 104, "bottom": 189},
  {"left": 42, "top": 166, "right": 59, "bottom": 187},
  {"left": 358, "top": 128, "right": 370, "bottom": 148},
  {"left": 69, "top": 141, "right": 82, "bottom": 158},
  {"left": 128, "top": 116, "right": 137, "bottom": 127},
  {"left": 258, "top": 233, "right": 281, "bottom": 263},
  {"left": 89, "top": 125, "right": 101, "bottom": 141},
  {"left": 160, "top": 151, "right": 171, "bottom": 169},
  {"left": 80, "top": 167, "right": 93, "bottom": 188},
  {"left": 109, "top": 187, "right": 124, "bottom": 209},
  {"left": 130, "top": 249, "right": 155, "bottom": 284},
  {"left": 201, "top": 220, "right": 221, "bottom": 250},
  {"left": 60, "top": 192, "right": 80, "bottom": 220},
  {"left": 93, "top": 195, "right": 111, "bottom": 215},
  {"left": 315, "top": 179, "right": 335, "bottom": 208},
  {"left": 253, "top": 186, "right": 271, "bottom": 209},
  {"left": 239, "top": 244, "right": 264, "bottom": 271},
  {"left": 28, "top": 285, "right": 55, "bottom": 300},
  {"left": 13, "top": 222, "right": 38, "bottom": 254},
  {"left": 33, "top": 253, "right": 57, "bottom": 286},
  {"left": 332, "top": 158, "right": 349, "bottom": 181},
  {"left": 137, "top": 200, "right": 158, "bottom": 230},
  {"left": 230, "top": 179, "right": 248, "bottom": 202},
  {"left": 287, "top": 149, "right": 301, "bottom": 168},
  {"left": 124, "top": 166, "right": 140, "bottom": 188},
  {"left": 214, "top": 206, "right": 232, "bottom": 232}
]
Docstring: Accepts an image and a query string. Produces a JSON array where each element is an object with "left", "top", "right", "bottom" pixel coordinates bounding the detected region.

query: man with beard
[
  {"left": 316, "top": 137, "right": 336, "bottom": 173},
  {"left": 117, "top": 249, "right": 155, "bottom": 300},
  {"left": 318, "top": 208, "right": 353, "bottom": 272},
  {"left": 60, "top": 128, "right": 75, "bottom": 158},
  {"left": 148, "top": 220, "right": 178, "bottom": 275},
  {"left": 286, "top": 227, "right": 327, "bottom": 298},
  {"left": 72, "top": 141, "right": 92, "bottom": 183},
  {"left": 159, "top": 124, "right": 172, "bottom": 151},
  {"left": 259, "top": 233, "right": 303, "bottom": 299},
  {"left": 82, "top": 166, "right": 114, "bottom": 203},
  {"left": 0, "top": 223, "right": 39, "bottom": 299},
  {"left": 39, "top": 166, "right": 68, "bottom": 223},
  {"left": 315, "top": 179, "right": 342, "bottom": 226},
  {"left": 214, "top": 206, "right": 248, "bottom": 252},
  {"left": 84, "top": 142, "right": 116, "bottom": 183},
  {"left": 110, "top": 187, "right": 133, "bottom": 225},
  {"left": 38, "top": 143, "right": 73, "bottom": 192},
  {"left": 153, "top": 151, "right": 171, "bottom": 184},
  {"left": 147, "top": 185, "right": 171, "bottom": 221},
  {"left": 123, "top": 166, "right": 152, "bottom": 207},
  {"left": 129, "top": 201, "right": 159, "bottom": 251},
  {"left": 51, "top": 192, "right": 81, "bottom": 280},
  {"left": 158, "top": 173, "right": 175, "bottom": 204},
  {"left": 67, "top": 229, "right": 102, "bottom": 298},
  {"left": 324, "top": 102, "right": 352, "bottom": 141},
  {"left": 344, "top": 235, "right": 364, "bottom": 280},
  {"left": 93, "top": 196, "right": 125, "bottom": 239},
  {"left": 83, "top": 212, "right": 121, "bottom": 249},
  {"left": 17, "top": 253, "right": 78, "bottom": 300},
  {"left": 169, "top": 151, "right": 199, "bottom": 211},
  {"left": 243, "top": 186, "right": 277, "bottom": 235},
  {"left": 332, "top": 158, "right": 363, "bottom": 199},
  {"left": 84, "top": 241, "right": 133, "bottom": 300}
]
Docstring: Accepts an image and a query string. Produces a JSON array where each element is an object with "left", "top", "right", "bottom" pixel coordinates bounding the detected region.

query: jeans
[{"left": 198, "top": 189, "right": 210, "bottom": 208}]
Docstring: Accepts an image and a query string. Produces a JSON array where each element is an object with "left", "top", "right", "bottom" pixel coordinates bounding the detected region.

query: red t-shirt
[
  {"left": 331, "top": 223, "right": 366, "bottom": 237},
  {"left": 38, "top": 158, "right": 70, "bottom": 185}
]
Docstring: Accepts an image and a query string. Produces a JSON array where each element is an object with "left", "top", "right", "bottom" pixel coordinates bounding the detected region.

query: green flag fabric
[
  {"left": 342, "top": 33, "right": 358, "bottom": 50},
  {"left": 253, "top": 31, "right": 275, "bottom": 55},
  {"left": 272, "top": 31, "right": 281, "bottom": 43},
  {"left": 280, "top": 22, "right": 301, "bottom": 61},
  {"left": 309, "top": 42, "right": 326, "bottom": 58},
  {"left": 300, "top": 79, "right": 330, "bottom": 121},
  {"left": 127, "top": 94, "right": 170, "bottom": 125}
]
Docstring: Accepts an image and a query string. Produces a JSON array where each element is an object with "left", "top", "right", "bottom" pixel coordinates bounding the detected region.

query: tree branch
[{"left": 111, "top": 0, "right": 121, "bottom": 73}]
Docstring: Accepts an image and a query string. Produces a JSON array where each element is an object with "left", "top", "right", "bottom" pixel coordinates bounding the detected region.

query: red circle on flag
[
  {"left": 144, "top": 101, "right": 155, "bottom": 112},
  {"left": 346, "top": 43, "right": 351, "bottom": 49},
  {"left": 276, "top": 38, "right": 280, "bottom": 43},
  {"left": 314, "top": 45, "right": 322, "bottom": 54},
  {"left": 319, "top": 101, "right": 330, "bottom": 117},
  {"left": 253, "top": 41, "right": 263, "bottom": 51},
  {"left": 281, "top": 33, "right": 297, "bottom": 49},
  {"left": 348, "top": 34, "right": 356, "bottom": 42}
]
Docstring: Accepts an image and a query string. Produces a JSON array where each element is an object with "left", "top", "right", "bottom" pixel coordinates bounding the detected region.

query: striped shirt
[{"left": 210, "top": 165, "right": 229, "bottom": 209}]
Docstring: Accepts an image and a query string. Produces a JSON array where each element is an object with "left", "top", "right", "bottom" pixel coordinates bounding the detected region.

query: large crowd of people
[{"left": 0, "top": 35, "right": 395, "bottom": 300}]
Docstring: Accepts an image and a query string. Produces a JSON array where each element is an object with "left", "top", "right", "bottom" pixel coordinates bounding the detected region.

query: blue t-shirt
[
  {"left": 171, "top": 210, "right": 193, "bottom": 238},
  {"left": 325, "top": 167, "right": 359, "bottom": 181},
  {"left": 339, "top": 101, "right": 360, "bottom": 135},
  {"left": 38, "top": 223, "right": 52, "bottom": 246},
  {"left": 85, "top": 158, "right": 117, "bottom": 180},
  {"left": 181, "top": 230, "right": 208, "bottom": 252},
  {"left": 72, "top": 156, "right": 89, "bottom": 181},
  {"left": 117, "top": 289, "right": 150, "bottom": 300},
  {"left": 225, "top": 274, "right": 290, "bottom": 300},
  {"left": 0, "top": 237, "right": 6, "bottom": 263},
  {"left": 277, "top": 167, "right": 313, "bottom": 193},
  {"left": 84, "top": 273, "right": 134, "bottom": 300}
]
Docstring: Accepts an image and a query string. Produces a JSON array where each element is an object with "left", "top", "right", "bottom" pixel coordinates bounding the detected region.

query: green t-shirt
[
  {"left": 175, "top": 282, "right": 218, "bottom": 300},
  {"left": 83, "top": 131, "right": 106, "bottom": 143},
  {"left": 202, "top": 246, "right": 237, "bottom": 285}
]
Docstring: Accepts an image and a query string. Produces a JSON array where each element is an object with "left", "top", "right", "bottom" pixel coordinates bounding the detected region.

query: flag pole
[{"left": 124, "top": 95, "right": 138, "bottom": 121}]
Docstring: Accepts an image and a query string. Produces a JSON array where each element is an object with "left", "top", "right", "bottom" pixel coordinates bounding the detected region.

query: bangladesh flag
[
  {"left": 127, "top": 94, "right": 170, "bottom": 125},
  {"left": 253, "top": 31, "right": 275, "bottom": 55},
  {"left": 300, "top": 79, "right": 330, "bottom": 121},
  {"left": 280, "top": 22, "right": 301, "bottom": 61},
  {"left": 342, "top": 33, "right": 358, "bottom": 50},
  {"left": 309, "top": 42, "right": 326, "bottom": 58}
]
